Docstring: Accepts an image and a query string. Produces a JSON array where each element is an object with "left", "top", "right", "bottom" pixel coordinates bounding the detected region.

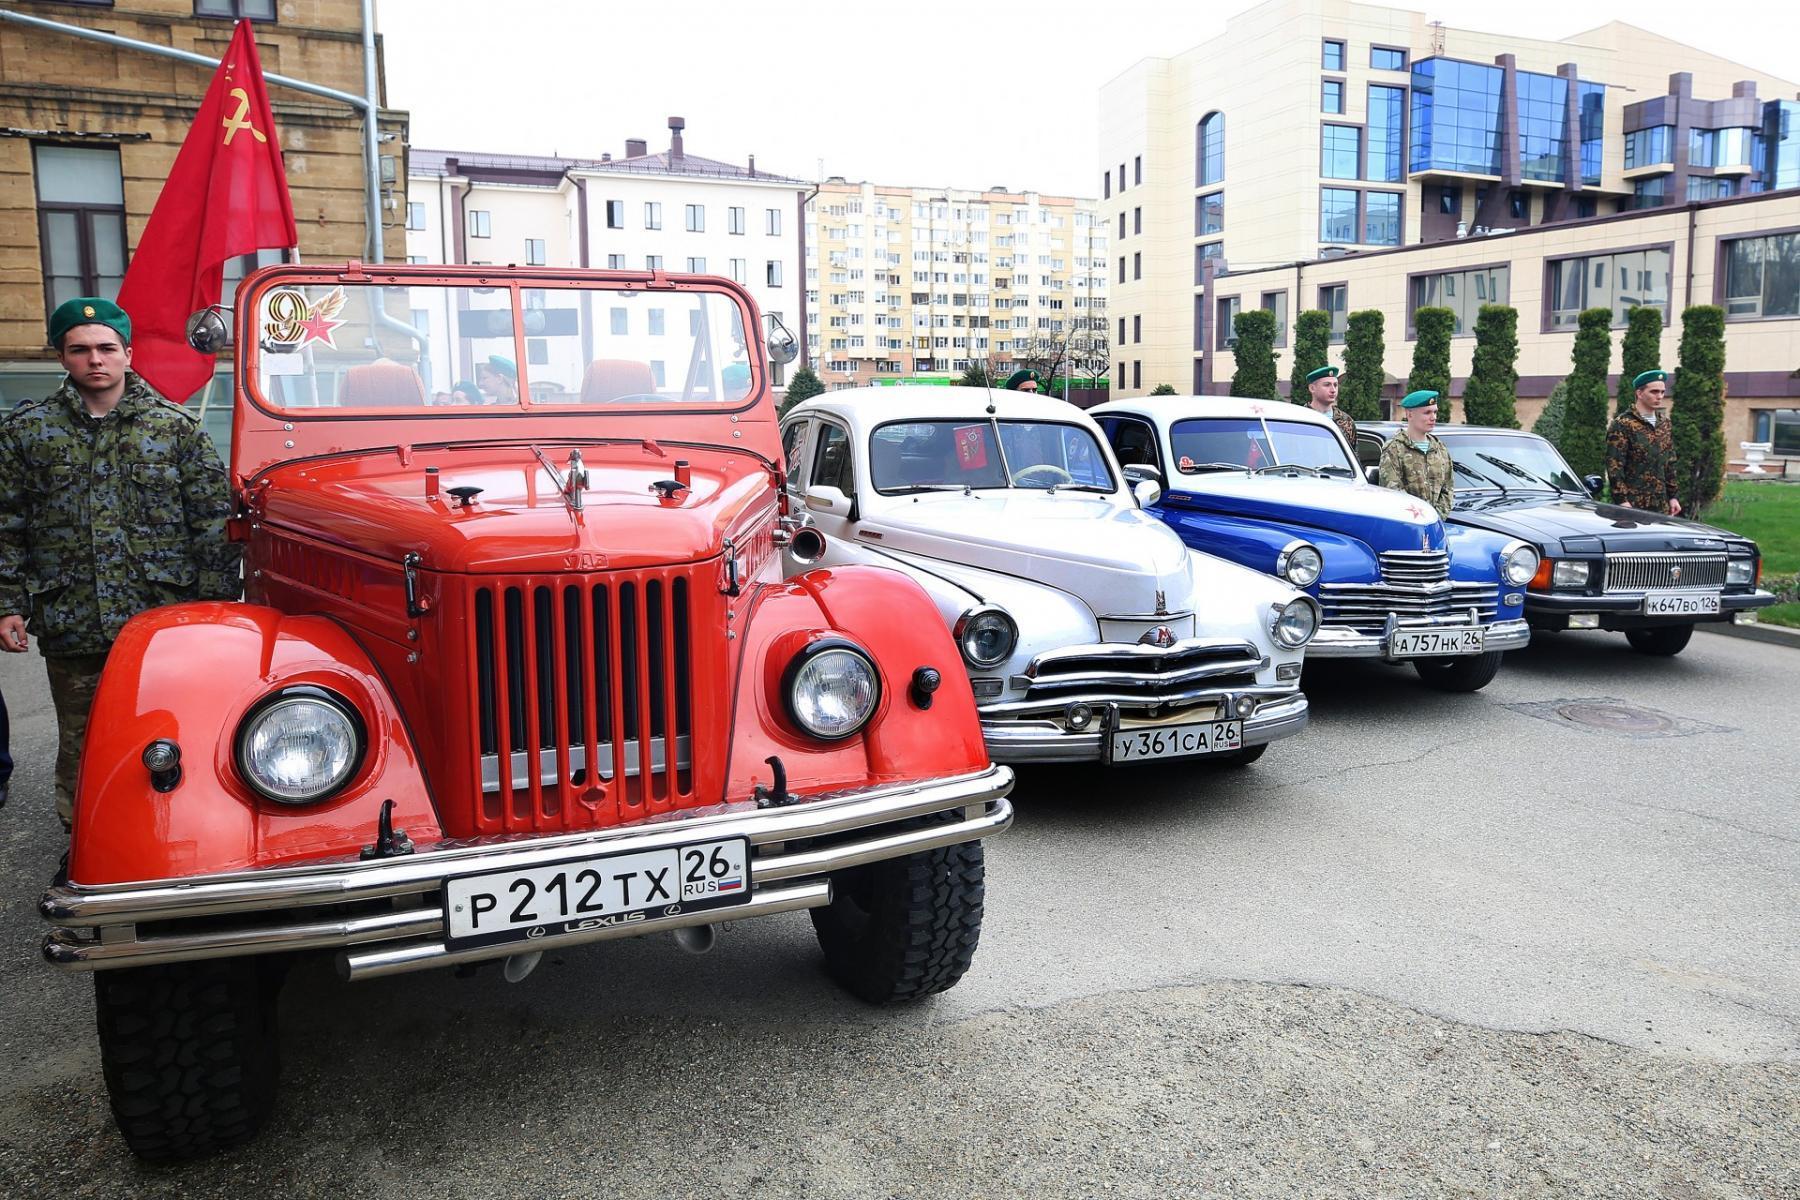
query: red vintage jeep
[{"left": 40, "top": 263, "right": 1013, "bottom": 1160}]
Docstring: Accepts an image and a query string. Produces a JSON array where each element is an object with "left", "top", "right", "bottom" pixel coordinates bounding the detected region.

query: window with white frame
[
  {"left": 467, "top": 209, "right": 491, "bottom": 238},
  {"left": 685, "top": 204, "right": 705, "bottom": 232},
  {"left": 644, "top": 201, "right": 662, "bottom": 230}
]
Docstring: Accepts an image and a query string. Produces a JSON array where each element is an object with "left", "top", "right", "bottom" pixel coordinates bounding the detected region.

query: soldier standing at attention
[
  {"left": 1605, "top": 369, "right": 1683, "bottom": 515},
  {"left": 0, "top": 299, "right": 241, "bottom": 828},
  {"left": 1004, "top": 368, "right": 1043, "bottom": 394},
  {"left": 1302, "top": 365, "right": 1358, "bottom": 446},
  {"left": 1378, "top": 389, "right": 1454, "bottom": 517}
]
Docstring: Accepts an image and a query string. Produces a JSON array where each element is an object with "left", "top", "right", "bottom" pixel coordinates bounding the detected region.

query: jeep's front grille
[
  {"left": 1318, "top": 581, "right": 1499, "bottom": 633},
  {"left": 1378, "top": 550, "right": 1449, "bottom": 584},
  {"left": 468, "top": 571, "right": 696, "bottom": 834},
  {"left": 1602, "top": 552, "right": 1727, "bottom": 593}
]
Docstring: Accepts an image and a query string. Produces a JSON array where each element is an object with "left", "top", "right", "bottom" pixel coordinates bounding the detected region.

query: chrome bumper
[
  {"left": 41, "top": 766, "right": 1013, "bottom": 979},
  {"left": 1307, "top": 617, "right": 1531, "bottom": 659},
  {"left": 983, "top": 691, "right": 1309, "bottom": 763}
]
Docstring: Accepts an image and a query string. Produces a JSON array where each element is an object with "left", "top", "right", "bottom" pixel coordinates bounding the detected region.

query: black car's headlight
[
  {"left": 954, "top": 605, "right": 1018, "bottom": 668},
  {"left": 1501, "top": 541, "right": 1540, "bottom": 587},
  {"left": 784, "top": 640, "right": 881, "bottom": 740},
  {"left": 235, "top": 686, "right": 365, "bottom": 805},
  {"left": 1551, "top": 560, "right": 1591, "bottom": 589},
  {"left": 1726, "top": 558, "right": 1755, "bottom": 586},
  {"left": 1276, "top": 541, "right": 1323, "bottom": 588}
]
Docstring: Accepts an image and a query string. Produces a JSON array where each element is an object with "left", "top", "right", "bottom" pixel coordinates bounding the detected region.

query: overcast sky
[{"left": 378, "top": 0, "right": 1799, "bottom": 198}]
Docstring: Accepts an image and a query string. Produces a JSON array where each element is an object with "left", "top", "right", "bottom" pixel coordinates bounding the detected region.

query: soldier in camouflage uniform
[
  {"left": 0, "top": 298, "right": 241, "bottom": 827},
  {"left": 1605, "top": 369, "right": 1683, "bottom": 516},
  {"left": 1302, "top": 365, "right": 1358, "bottom": 447},
  {"left": 1378, "top": 389, "right": 1454, "bottom": 517}
]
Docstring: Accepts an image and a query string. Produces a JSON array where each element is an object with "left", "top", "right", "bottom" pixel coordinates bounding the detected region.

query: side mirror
[
  {"left": 1583, "top": 474, "right": 1604, "bottom": 496},
  {"left": 185, "top": 306, "right": 231, "bottom": 353},
  {"left": 1133, "top": 478, "right": 1163, "bottom": 507},
  {"left": 1363, "top": 465, "right": 1380, "bottom": 485},
  {"left": 766, "top": 314, "right": 800, "bottom": 366},
  {"left": 1121, "top": 463, "right": 1164, "bottom": 487},
  {"left": 803, "top": 484, "right": 852, "bottom": 516}
]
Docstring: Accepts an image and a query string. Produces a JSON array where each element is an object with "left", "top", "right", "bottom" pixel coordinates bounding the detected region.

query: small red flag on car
[{"left": 116, "top": 20, "right": 298, "bottom": 402}]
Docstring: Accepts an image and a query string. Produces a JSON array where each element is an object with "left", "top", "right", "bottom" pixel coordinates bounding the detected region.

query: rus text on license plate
[
  {"left": 1643, "top": 592, "right": 1720, "bottom": 616},
  {"left": 1390, "top": 627, "right": 1485, "bottom": 657},
  {"left": 1109, "top": 720, "right": 1243, "bottom": 763},
  {"left": 444, "top": 837, "right": 750, "bottom": 950}
]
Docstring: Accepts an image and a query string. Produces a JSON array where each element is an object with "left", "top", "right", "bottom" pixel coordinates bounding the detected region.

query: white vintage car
[{"left": 778, "top": 387, "right": 1319, "bottom": 766}]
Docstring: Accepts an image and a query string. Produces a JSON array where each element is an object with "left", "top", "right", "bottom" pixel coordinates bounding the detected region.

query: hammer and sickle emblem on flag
[{"left": 222, "top": 87, "right": 269, "bottom": 146}]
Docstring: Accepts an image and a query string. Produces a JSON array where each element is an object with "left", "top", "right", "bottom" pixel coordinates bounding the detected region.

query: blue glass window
[
  {"left": 1321, "top": 125, "right": 1361, "bottom": 179},
  {"left": 1322, "top": 79, "right": 1344, "bottom": 114},
  {"left": 1763, "top": 101, "right": 1800, "bottom": 191},
  {"left": 1691, "top": 127, "right": 1754, "bottom": 168},
  {"left": 1363, "top": 192, "right": 1400, "bottom": 245},
  {"left": 1320, "top": 188, "right": 1357, "bottom": 243},
  {"left": 1578, "top": 82, "right": 1605, "bottom": 185},
  {"left": 1367, "top": 85, "right": 1404, "bottom": 181},
  {"left": 1630, "top": 174, "right": 1669, "bottom": 209},
  {"left": 1409, "top": 58, "right": 1502, "bottom": 176},
  {"left": 1198, "top": 113, "right": 1225, "bottom": 186},
  {"left": 1623, "top": 126, "right": 1673, "bottom": 170},
  {"left": 1371, "top": 47, "right": 1407, "bottom": 71},
  {"left": 1322, "top": 40, "right": 1344, "bottom": 71},
  {"left": 1197, "top": 191, "right": 1223, "bottom": 235},
  {"left": 1686, "top": 176, "right": 1734, "bottom": 201},
  {"left": 1517, "top": 71, "right": 1568, "bottom": 182}
]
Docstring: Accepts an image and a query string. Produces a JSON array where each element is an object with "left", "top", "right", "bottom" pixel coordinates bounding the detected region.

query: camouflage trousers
[{"left": 46, "top": 651, "right": 108, "bottom": 829}]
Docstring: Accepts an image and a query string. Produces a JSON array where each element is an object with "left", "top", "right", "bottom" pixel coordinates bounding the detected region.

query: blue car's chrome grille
[
  {"left": 1378, "top": 550, "right": 1449, "bottom": 584},
  {"left": 1318, "top": 580, "right": 1499, "bottom": 632}
]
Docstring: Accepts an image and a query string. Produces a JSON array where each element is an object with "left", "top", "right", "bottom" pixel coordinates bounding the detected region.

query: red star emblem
[
  {"left": 1248, "top": 403, "right": 1266, "bottom": 415},
  {"left": 1404, "top": 501, "right": 1425, "bottom": 519},
  {"left": 297, "top": 293, "right": 346, "bottom": 349}
]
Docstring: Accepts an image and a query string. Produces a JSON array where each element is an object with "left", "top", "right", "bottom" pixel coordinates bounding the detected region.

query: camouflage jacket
[
  {"left": 1378, "top": 433, "right": 1454, "bottom": 518},
  {"left": 1605, "top": 409, "right": 1679, "bottom": 513},
  {"left": 0, "top": 373, "right": 241, "bottom": 656},
  {"left": 1328, "top": 407, "right": 1357, "bottom": 448}
]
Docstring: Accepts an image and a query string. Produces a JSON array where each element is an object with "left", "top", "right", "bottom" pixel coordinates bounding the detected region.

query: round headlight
[
  {"left": 235, "top": 687, "right": 364, "bottom": 805},
  {"left": 954, "top": 606, "right": 1018, "bottom": 668},
  {"left": 1272, "top": 597, "right": 1319, "bottom": 648},
  {"left": 1278, "top": 542, "right": 1323, "bottom": 589},
  {"left": 1502, "top": 542, "right": 1540, "bottom": 587},
  {"left": 785, "top": 642, "right": 881, "bottom": 740}
]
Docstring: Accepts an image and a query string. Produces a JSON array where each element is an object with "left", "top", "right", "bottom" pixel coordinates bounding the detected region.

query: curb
[{"left": 1697, "top": 620, "right": 1800, "bottom": 648}]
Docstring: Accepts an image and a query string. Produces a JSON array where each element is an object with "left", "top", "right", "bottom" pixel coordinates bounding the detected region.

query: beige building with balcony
[
  {"left": 1097, "top": 0, "right": 1798, "bottom": 439},
  {"left": 805, "top": 180, "right": 1108, "bottom": 394}
]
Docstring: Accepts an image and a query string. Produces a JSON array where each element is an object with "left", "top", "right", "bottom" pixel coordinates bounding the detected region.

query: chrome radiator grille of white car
[
  {"left": 1602, "top": 552, "right": 1727, "bottom": 593},
  {"left": 1013, "top": 639, "right": 1264, "bottom": 702}
]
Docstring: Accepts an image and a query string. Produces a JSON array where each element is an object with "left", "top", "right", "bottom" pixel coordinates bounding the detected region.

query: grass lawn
[{"left": 1702, "top": 480, "right": 1800, "bottom": 627}]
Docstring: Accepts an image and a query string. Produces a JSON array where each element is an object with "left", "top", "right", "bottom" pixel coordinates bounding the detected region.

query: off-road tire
[
  {"left": 95, "top": 956, "right": 283, "bottom": 1161},
  {"left": 1214, "top": 743, "right": 1268, "bottom": 768},
  {"left": 1625, "top": 623, "right": 1694, "bottom": 657},
  {"left": 1412, "top": 649, "right": 1504, "bottom": 693},
  {"left": 811, "top": 816, "right": 986, "bottom": 1005}
]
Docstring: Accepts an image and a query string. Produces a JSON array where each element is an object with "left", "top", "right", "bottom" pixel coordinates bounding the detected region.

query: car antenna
[{"left": 982, "top": 364, "right": 996, "bottom": 415}]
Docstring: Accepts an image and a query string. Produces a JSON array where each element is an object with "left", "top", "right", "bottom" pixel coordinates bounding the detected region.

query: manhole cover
[{"left": 1504, "top": 696, "right": 1734, "bottom": 740}]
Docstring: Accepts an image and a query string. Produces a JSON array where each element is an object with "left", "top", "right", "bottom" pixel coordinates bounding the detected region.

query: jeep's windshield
[
  {"left": 1169, "top": 417, "right": 1355, "bottom": 476},
  {"left": 870, "top": 419, "right": 1116, "bottom": 494},
  {"left": 249, "top": 280, "right": 755, "bottom": 413}
]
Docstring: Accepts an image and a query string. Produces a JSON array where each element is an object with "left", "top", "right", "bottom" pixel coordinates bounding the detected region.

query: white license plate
[
  {"left": 444, "top": 837, "right": 750, "bottom": 950},
  {"left": 1643, "top": 593, "right": 1720, "bottom": 616},
  {"left": 1390, "top": 627, "right": 1486, "bottom": 657},
  {"left": 1109, "top": 720, "right": 1243, "bottom": 763}
]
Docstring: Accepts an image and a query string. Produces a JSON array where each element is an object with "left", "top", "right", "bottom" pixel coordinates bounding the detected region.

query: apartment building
[
  {"left": 0, "top": 0, "right": 409, "bottom": 405},
  {"left": 804, "top": 179, "right": 1108, "bottom": 393},
  {"left": 406, "top": 119, "right": 808, "bottom": 381},
  {"left": 1098, "top": 0, "right": 1798, "bottom": 412}
]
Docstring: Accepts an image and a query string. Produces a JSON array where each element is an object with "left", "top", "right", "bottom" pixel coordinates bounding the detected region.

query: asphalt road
[{"left": 1, "top": 630, "right": 1795, "bottom": 1198}]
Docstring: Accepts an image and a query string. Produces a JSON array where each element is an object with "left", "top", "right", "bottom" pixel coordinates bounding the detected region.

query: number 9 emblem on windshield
[{"left": 262, "top": 286, "right": 347, "bottom": 352}]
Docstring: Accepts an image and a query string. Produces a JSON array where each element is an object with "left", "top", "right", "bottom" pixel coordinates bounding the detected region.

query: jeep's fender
[
  {"left": 726, "top": 566, "right": 989, "bottom": 797},
  {"left": 70, "top": 602, "right": 440, "bottom": 885}
]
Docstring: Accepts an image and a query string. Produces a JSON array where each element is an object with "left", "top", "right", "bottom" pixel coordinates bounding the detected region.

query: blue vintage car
[{"left": 1090, "top": 397, "right": 1538, "bottom": 692}]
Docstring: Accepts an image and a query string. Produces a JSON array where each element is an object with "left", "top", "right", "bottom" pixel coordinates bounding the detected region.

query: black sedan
[{"left": 1355, "top": 423, "right": 1776, "bottom": 656}]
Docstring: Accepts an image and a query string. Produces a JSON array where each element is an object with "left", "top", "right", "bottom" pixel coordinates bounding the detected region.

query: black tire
[
  {"left": 95, "top": 956, "right": 283, "bottom": 1161},
  {"left": 1412, "top": 649, "right": 1504, "bottom": 693},
  {"left": 811, "top": 817, "right": 986, "bottom": 1005},
  {"left": 1214, "top": 743, "right": 1268, "bottom": 768},
  {"left": 1625, "top": 623, "right": 1694, "bottom": 657}
]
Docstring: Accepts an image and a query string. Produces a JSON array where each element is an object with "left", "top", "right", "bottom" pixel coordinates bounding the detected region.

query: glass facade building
[
  {"left": 1624, "top": 126, "right": 1674, "bottom": 169},
  {"left": 1320, "top": 188, "right": 1357, "bottom": 242},
  {"left": 1409, "top": 59, "right": 1503, "bottom": 175},
  {"left": 1322, "top": 125, "right": 1361, "bottom": 178},
  {"left": 1367, "top": 85, "right": 1405, "bottom": 182},
  {"left": 1516, "top": 71, "right": 1569, "bottom": 181},
  {"left": 1755, "top": 101, "right": 1798, "bottom": 192},
  {"left": 1578, "top": 83, "right": 1606, "bottom": 185}
]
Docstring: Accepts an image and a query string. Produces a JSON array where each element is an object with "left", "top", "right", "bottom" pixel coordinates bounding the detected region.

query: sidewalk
[{"left": 1698, "top": 618, "right": 1800, "bottom": 648}]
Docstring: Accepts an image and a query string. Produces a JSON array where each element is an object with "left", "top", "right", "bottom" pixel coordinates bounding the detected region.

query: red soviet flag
[{"left": 117, "top": 20, "right": 297, "bottom": 401}]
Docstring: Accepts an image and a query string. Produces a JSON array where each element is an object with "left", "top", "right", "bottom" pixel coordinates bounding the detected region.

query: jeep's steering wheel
[{"left": 1013, "top": 464, "right": 1074, "bottom": 487}]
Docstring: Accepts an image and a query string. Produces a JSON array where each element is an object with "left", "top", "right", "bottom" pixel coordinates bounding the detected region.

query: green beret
[
  {"left": 1004, "top": 368, "right": 1041, "bottom": 390},
  {"left": 485, "top": 355, "right": 517, "bottom": 379},
  {"left": 49, "top": 297, "right": 130, "bottom": 348},
  {"left": 1632, "top": 370, "right": 1669, "bottom": 389},
  {"left": 1304, "top": 366, "right": 1339, "bottom": 384},
  {"left": 1400, "top": 389, "right": 1439, "bottom": 409}
]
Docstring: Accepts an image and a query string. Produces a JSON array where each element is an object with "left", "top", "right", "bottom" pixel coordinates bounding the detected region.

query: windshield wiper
[
  {"left": 1178, "top": 461, "right": 1250, "bottom": 474},
  {"left": 1252, "top": 463, "right": 1321, "bottom": 477},
  {"left": 1451, "top": 459, "right": 1509, "bottom": 493},
  {"left": 1051, "top": 483, "right": 1114, "bottom": 492},
  {"left": 1477, "top": 452, "right": 1565, "bottom": 493},
  {"left": 883, "top": 483, "right": 969, "bottom": 495},
  {"left": 1316, "top": 464, "right": 1356, "bottom": 478}
]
